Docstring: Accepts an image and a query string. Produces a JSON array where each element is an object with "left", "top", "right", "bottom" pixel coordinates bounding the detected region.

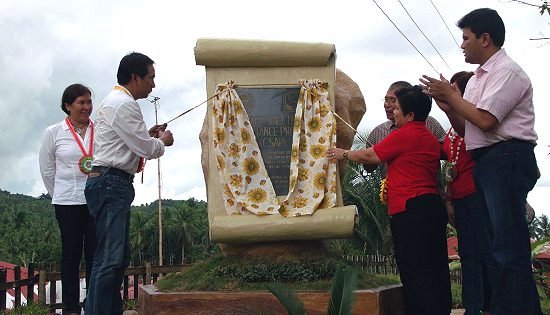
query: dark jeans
[
  {"left": 473, "top": 140, "right": 542, "bottom": 315},
  {"left": 390, "top": 194, "right": 451, "bottom": 315},
  {"left": 54, "top": 204, "right": 96, "bottom": 314},
  {"left": 453, "top": 192, "right": 498, "bottom": 314},
  {"left": 84, "top": 173, "right": 134, "bottom": 315}
]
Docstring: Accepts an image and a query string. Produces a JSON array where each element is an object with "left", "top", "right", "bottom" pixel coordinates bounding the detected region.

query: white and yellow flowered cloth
[
  {"left": 212, "top": 80, "right": 337, "bottom": 217},
  {"left": 280, "top": 80, "right": 337, "bottom": 216}
]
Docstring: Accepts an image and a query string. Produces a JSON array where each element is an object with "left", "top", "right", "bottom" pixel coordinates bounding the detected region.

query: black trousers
[
  {"left": 54, "top": 204, "right": 97, "bottom": 314},
  {"left": 390, "top": 194, "right": 452, "bottom": 315}
]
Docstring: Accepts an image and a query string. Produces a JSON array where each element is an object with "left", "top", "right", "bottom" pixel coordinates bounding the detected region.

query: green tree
[
  {"left": 130, "top": 210, "right": 151, "bottom": 265},
  {"left": 534, "top": 214, "right": 550, "bottom": 240}
]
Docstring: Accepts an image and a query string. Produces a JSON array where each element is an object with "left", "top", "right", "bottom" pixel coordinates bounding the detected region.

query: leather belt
[
  {"left": 470, "top": 139, "right": 533, "bottom": 160},
  {"left": 90, "top": 166, "right": 134, "bottom": 182}
]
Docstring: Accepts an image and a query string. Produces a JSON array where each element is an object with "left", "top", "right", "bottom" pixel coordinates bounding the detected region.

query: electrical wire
[
  {"left": 428, "top": 0, "right": 462, "bottom": 50},
  {"left": 397, "top": 0, "right": 451, "bottom": 69},
  {"left": 370, "top": 0, "right": 440, "bottom": 74}
]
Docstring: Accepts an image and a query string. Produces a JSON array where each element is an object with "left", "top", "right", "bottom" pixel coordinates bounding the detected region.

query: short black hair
[
  {"left": 61, "top": 84, "right": 92, "bottom": 115},
  {"left": 394, "top": 85, "right": 432, "bottom": 122},
  {"left": 457, "top": 8, "right": 505, "bottom": 47},
  {"left": 117, "top": 52, "right": 155, "bottom": 85},
  {"left": 450, "top": 71, "right": 474, "bottom": 95},
  {"left": 388, "top": 81, "right": 412, "bottom": 92}
]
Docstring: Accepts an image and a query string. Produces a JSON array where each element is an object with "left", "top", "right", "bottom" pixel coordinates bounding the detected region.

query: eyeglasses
[{"left": 383, "top": 97, "right": 397, "bottom": 104}]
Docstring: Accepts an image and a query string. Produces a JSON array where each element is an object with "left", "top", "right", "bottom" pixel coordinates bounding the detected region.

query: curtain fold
[
  {"left": 280, "top": 80, "right": 337, "bottom": 216},
  {"left": 212, "top": 80, "right": 337, "bottom": 217},
  {"left": 212, "top": 81, "right": 280, "bottom": 216}
]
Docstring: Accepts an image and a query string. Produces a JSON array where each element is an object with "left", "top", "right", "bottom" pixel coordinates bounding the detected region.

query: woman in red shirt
[
  {"left": 329, "top": 85, "right": 451, "bottom": 315},
  {"left": 442, "top": 71, "right": 497, "bottom": 315}
]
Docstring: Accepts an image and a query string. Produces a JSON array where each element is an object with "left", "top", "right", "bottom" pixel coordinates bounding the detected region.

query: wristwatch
[{"left": 343, "top": 150, "right": 349, "bottom": 160}]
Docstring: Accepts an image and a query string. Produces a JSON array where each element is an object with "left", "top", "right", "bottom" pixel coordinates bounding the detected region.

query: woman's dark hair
[
  {"left": 394, "top": 85, "right": 432, "bottom": 122},
  {"left": 457, "top": 8, "right": 505, "bottom": 47},
  {"left": 61, "top": 84, "right": 92, "bottom": 115},
  {"left": 450, "top": 71, "right": 474, "bottom": 95},
  {"left": 117, "top": 52, "right": 155, "bottom": 85}
]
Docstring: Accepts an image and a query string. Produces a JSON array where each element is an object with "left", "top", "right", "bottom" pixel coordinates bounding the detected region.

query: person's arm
[
  {"left": 363, "top": 127, "right": 381, "bottom": 172},
  {"left": 446, "top": 93, "right": 498, "bottom": 132},
  {"left": 421, "top": 74, "right": 498, "bottom": 132},
  {"left": 327, "top": 147, "right": 382, "bottom": 165},
  {"left": 38, "top": 127, "right": 56, "bottom": 197},
  {"left": 112, "top": 102, "right": 168, "bottom": 159}
]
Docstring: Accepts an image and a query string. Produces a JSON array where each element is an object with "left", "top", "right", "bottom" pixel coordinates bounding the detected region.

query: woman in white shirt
[{"left": 39, "top": 84, "right": 97, "bottom": 315}]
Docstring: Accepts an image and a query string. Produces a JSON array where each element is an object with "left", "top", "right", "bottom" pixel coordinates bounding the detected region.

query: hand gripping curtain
[
  {"left": 212, "top": 80, "right": 337, "bottom": 217},
  {"left": 280, "top": 80, "right": 337, "bottom": 217},
  {"left": 212, "top": 81, "right": 280, "bottom": 216}
]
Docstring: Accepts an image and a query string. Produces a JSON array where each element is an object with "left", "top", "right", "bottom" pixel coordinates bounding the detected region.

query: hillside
[{"left": 0, "top": 189, "right": 212, "bottom": 266}]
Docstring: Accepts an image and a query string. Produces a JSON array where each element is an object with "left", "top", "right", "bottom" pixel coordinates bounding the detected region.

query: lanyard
[
  {"left": 65, "top": 117, "right": 94, "bottom": 156},
  {"left": 114, "top": 85, "right": 145, "bottom": 173}
]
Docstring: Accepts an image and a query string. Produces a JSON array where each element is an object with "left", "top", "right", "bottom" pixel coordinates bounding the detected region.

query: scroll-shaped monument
[{"left": 195, "top": 38, "right": 357, "bottom": 244}]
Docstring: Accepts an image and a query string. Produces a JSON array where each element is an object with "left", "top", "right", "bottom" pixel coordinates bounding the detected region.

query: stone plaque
[{"left": 236, "top": 87, "right": 300, "bottom": 196}]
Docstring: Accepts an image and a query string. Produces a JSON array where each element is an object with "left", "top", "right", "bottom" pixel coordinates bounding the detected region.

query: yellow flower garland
[{"left": 379, "top": 178, "right": 388, "bottom": 205}]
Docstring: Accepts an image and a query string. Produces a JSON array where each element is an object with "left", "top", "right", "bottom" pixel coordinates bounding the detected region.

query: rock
[{"left": 334, "top": 68, "right": 367, "bottom": 179}]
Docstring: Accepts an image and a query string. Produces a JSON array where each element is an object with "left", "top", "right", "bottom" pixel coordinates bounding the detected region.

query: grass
[
  {"left": 156, "top": 254, "right": 400, "bottom": 293},
  {"left": 2, "top": 303, "right": 49, "bottom": 315}
]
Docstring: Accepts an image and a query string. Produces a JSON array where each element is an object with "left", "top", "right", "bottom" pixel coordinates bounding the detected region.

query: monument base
[
  {"left": 138, "top": 284, "right": 405, "bottom": 315},
  {"left": 218, "top": 240, "right": 327, "bottom": 262}
]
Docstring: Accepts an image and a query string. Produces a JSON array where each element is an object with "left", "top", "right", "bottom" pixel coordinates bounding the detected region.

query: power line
[
  {"left": 370, "top": 0, "right": 440, "bottom": 74},
  {"left": 429, "top": 0, "right": 461, "bottom": 50},
  {"left": 397, "top": 0, "right": 451, "bottom": 69}
]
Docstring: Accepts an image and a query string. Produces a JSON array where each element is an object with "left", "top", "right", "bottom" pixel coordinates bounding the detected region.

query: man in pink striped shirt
[{"left": 421, "top": 8, "right": 541, "bottom": 315}]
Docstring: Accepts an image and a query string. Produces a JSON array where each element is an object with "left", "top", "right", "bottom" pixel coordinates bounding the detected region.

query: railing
[
  {"left": 344, "top": 254, "right": 399, "bottom": 275},
  {"left": 344, "top": 254, "right": 464, "bottom": 284},
  {"left": 0, "top": 262, "right": 189, "bottom": 312}
]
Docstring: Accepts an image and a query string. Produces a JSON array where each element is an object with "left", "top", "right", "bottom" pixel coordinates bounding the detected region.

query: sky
[{"left": 0, "top": 0, "right": 548, "bottom": 215}]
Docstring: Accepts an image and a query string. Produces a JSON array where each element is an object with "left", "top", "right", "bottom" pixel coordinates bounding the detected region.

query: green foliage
[
  {"left": 129, "top": 198, "right": 217, "bottom": 265},
  {"left": 267, "top": 266, "right": 359, "bottom": 315},
  {"left": 213, "top": 259, "right": 342, "bottom": 283},
  {"left": 0, "top": 189, "right": 216, "bottom": 266},
  {"left": 450, "top": 282, "right": 462, "bottom": 309},
  {"left": 123, "top": 298, "right": 138, "bottom": 311},
  {"left": 156, "top": 254, "right": 400, "bottom": 293},
  {"left": 2, "top": 303, "right": 49, "bottom": 315},
  {"left": 267, "top": 283, "right": 307, "bottom": 315},
  {"left": 327, "top": 267, "right": 359, "bottom": 315},
  {"left": 340, "top": 162, "right": 393, "bottom": 255},
  {"left": 530, "top": 214, "right": 550, "bottom": 240},
  {"left": 0, "top": 190, "right": 61, "bottom": 265}
]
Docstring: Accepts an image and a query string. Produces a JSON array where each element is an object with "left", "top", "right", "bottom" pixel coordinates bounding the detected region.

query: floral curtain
[
  {"left": 212, "top": 80, "right": 337, "bottom": 217},
  {"left": 212, "top": 81, "right": 280, "bottom": 216},
  {"left": 280, "top": 80, "right": 337, "bottom": 216}
]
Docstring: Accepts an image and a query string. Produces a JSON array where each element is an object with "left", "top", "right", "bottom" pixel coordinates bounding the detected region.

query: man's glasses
[{"left": 383, "top": 97, "right": 397, "bottom": 104}]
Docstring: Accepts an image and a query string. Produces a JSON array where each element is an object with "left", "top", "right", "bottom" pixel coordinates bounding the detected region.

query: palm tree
[
  {"left": 167, "top": 206, "right": 196, "bottom": 264},
  {"left": 130, "top": 211, "right": 150, "bottom": 264},
  {"left": 341, "top": 158, "right": 393, "bottom": 255},
  {"left": 534, "top": 214, "right": 550, "bottom": 240}
]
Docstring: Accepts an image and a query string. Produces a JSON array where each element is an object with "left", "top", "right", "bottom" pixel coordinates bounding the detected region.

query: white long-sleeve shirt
[
  {"left": 91, "top": 86, "right": 165, "bottom": 174},
  {"left": 39, "top": 119, "right": 93, "bottom": 205}
]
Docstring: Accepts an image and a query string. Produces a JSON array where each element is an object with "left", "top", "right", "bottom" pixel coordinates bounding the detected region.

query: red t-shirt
[
  {"left": 441, "top": 129, "right": 476, "bottom": 199},
  {"left": 373, "top": 121, "right": 441, "bottom": 215}
]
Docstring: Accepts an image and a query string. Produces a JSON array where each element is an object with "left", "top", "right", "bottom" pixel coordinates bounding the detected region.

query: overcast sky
[{"left": 0, "top": 0, "right": 548, "bottom": 215}]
